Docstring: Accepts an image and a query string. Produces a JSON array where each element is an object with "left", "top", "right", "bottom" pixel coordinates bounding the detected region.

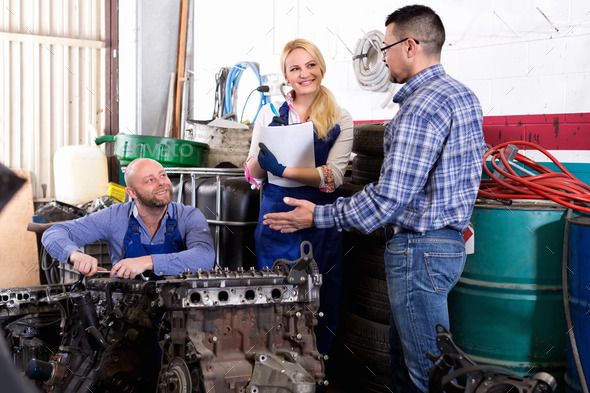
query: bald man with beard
[{"left": 42, "top": 158, "right": 215, "bottom": 279}]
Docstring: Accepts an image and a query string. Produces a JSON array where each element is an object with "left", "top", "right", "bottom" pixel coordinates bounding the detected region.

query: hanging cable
[
  {"left": 240, "top": 88, "right": 259, "bottom": 123},
  {"left": 479, "top": 141, "right": 590, "bottom": 212},
  {"left": 352, "top": 30, "right": 395, "bottom": 108},
  {"left": 212, "top": 67, "right": 230, "bottom": 119},
  {"left": 222, "top": 62, "right": 269, "bottom": 123}
]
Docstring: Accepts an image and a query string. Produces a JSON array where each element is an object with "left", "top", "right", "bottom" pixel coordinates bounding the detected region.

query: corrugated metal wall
[{"left": 0, "top": 0, "right": 105, "bottom": 200}]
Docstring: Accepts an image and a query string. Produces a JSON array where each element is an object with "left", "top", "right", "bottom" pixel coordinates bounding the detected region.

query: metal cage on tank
[{"left": 170, "top": 168, "right": 260, "bottom": 270}]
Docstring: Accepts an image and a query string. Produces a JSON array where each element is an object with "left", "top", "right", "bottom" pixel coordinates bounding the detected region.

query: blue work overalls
[
  {"left": 122, "top": 204, "right": 185, "bottom": 365},
  {"left": 123, "top": 203, "right": 185, "bottom": 277},
  {"left": 254, "top": 101, "right": 344, "bottom": 356}
]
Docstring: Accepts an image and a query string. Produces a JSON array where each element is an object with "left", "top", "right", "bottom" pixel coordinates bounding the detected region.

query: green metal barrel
[{"left": 449, "top": 201, "right": 567, "bottom": 390}]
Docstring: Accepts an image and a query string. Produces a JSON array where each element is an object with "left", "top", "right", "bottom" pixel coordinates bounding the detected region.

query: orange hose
[{"left": 478, "top": 141, "right": 590, "bottom": 212}]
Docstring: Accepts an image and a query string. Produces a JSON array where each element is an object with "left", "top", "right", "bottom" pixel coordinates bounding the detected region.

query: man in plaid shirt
[{"left": 263, "top": 5, "right": 486, "bottom": 392}]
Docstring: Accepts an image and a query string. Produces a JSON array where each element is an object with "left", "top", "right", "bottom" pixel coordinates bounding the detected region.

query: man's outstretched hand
[{"left": 262, "top": 197, "right": 316, "bottom": 233}]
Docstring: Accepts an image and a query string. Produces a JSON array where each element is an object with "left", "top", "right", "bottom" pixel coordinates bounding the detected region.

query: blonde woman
[{"left": 245, "top": 39, "right": 353, "bottom": 355}]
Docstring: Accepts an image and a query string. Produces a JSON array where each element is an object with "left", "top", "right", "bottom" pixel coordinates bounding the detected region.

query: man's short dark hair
[{"left": 385, "top": 4, "right": 445, "bottom": 56}]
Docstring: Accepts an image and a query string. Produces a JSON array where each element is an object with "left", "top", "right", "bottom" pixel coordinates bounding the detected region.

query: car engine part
[
  {"left": 427, "top": 324, "right": 557, "bottom": 393},
  {"left": 0, "top": 241, "right": 326, "bottom": 393}
]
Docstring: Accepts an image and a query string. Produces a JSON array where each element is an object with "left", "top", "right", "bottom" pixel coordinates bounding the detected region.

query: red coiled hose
[{"left": 478, "top": 141, "right": 590, "bottom": 213}]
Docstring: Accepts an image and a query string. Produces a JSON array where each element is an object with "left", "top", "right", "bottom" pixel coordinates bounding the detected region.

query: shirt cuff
[
  {"left": 318, "top": 165, "right": 336, "bottom": 193},
  {"left": 151, "top": 254, "right": 168, "bottom": 276},
  {"left": 60, "top": 245, "right": 83, "bottom": 264},
  {"left": 314, "top": 204, "right": 339, "bottom": 230}
]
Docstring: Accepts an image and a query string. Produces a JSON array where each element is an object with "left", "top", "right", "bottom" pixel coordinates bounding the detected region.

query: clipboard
[{"left": 260, "top": 122, "right": 315, "bottom": 187}]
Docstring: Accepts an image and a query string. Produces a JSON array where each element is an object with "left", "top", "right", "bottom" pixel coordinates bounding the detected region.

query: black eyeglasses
[{"left": 380, "top": 38, "right": 419, "bottom": 56}]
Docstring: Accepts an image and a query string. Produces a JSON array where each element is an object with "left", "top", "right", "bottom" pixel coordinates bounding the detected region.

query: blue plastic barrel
[{"left": 566, "top": 216, "right": 590, "bottom": 393}]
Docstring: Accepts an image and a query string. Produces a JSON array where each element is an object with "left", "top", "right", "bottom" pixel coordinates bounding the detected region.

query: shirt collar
[
  {"left": 130, "top": 201, "right": 138, "bottom": 217},
  {"left": 285, "top": 89, "right": 310, "bottom": 123},
  {"left": 286, "top": 89, "right": 295, "bottom": 108},
  {"left": 129, "top": 201, "right": 172, "bottom": 220},
  {"left": 393, "top": 64, "right": 446, "bottom": 105},
  {"left": 285, "top": 89, "right": 301, "bottom": 123}
]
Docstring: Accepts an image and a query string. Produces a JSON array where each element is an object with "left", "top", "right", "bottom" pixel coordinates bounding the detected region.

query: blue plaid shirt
[{"left": 315, "top": 64, "right": 485, "bottom": 233}]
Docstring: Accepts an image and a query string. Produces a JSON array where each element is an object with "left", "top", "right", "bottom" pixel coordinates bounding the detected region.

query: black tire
[
  {"left": 352, "top": 154, "right": 384, "bottom": 173},
  {"left": 338, "top": 181, "right": 364, "bottom": 198},
  {"left": 338, "top": 311, "right": 391, "bottom": 375},
  {"left": 351, "top": 154, "right": 383, "bottom": 185},
  {"left": 352, "top": 275, "right": 391, "bottom": 325},
  {"left": 352, "top": 123, "right": 387, "bottom": 156},
  {"left": 351, "top": 167, "right": 380, "bottom": 185},
  {"left": 355, "top": 373, "right": 393, "bottom": 393},
  {"left": 343, "top": 233, "right": 386, "bottom": 279}
]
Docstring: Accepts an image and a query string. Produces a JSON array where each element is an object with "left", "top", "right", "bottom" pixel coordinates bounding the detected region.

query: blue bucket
[{"left": 566, "top": 216, "right": 590, "bottom": 393}]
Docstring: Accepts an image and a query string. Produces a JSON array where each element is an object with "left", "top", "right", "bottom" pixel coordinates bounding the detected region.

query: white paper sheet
[{"left": 260, "top": 122, "right": 315, "bottom": 187}]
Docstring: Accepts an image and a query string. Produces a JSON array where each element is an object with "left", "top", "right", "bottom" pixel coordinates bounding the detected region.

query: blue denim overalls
[
  {"left": 254, "top": 101, "right": 343, "bottom": 355},
  {"left": 123, "top": 203, "right": 185, "bottom": 277}
]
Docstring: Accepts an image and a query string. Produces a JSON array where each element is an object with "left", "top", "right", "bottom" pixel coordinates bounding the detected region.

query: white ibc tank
[{"left": 53, "top": 145, "right": 108, "bottom": 205}]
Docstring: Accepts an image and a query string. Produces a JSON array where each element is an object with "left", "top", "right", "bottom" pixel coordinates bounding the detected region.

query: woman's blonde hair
[{"left": 280, "top": 39, "right": 341, "bottom": 139}]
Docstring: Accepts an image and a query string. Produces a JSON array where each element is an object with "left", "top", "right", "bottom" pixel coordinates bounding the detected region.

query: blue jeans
[{"left": 384, "top": 227, "right": 466, "bottom": 393}]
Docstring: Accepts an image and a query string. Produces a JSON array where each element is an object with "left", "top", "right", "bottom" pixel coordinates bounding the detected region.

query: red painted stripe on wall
[
  {"left": 483, "top": 113, "right": 590, "bottom": 150},
  {"left": 353, "top": 113, "right": 590, "bottom": 151},
  {"left": 353, "top": 120, "right": 390, "bottom": 125}
]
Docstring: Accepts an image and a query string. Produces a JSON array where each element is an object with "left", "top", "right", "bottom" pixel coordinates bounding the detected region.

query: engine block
[{"left": 0, "top": 251, "right": 326, "bottom": 393}]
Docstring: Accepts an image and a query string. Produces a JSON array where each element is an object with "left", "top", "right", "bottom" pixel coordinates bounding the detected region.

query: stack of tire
[{"left": 328, "top": 123, "right": 393, "bottom": 393}]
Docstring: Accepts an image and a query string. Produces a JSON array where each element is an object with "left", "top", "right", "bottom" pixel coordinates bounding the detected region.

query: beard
[{"left": 133, "top": 185, "right": 172, "bottom": 208}]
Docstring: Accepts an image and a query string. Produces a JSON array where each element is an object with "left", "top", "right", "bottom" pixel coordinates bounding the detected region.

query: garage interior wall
[
  {"left": 0, "top": 0, "right": 105, "bottom": 201},
  {"left": 188, "top": 0, "right": 590, "bottom": 120},
  {"left": 2, "top": 0, "right": 589, "bottom": 201},
  {"left": 118, "top": 0, "right": 590, "bottom": 182}
]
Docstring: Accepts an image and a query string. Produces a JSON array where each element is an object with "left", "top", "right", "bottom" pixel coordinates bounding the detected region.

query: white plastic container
[{"left": 53, "top": 145, "right": 108, "bottom": 205}]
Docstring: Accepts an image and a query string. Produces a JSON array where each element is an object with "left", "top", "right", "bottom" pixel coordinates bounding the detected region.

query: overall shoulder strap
[{"left": 165, "top": 204, "right": 176, "bottom": 234}]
